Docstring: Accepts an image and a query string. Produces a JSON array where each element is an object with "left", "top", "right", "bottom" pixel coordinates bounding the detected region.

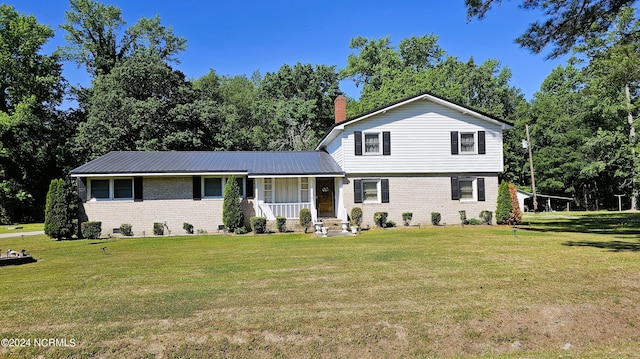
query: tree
[
  {"left": 44, "top": 178, "right": 76, "bottom": 240},
  {"left": 0, "top": 5, "right": 66, "bottom": 222},
  {"left": 495, "top": 180, "right": 513, "bottom": 224},
  {"left": 222, "top": 175, "right": 243, "bottom": 233},
  {"left": 58, "top": 0, "right": 186, "bottom": 76},
  {"left": 465, "top": 0, "right": 637, "bottom": 58}
]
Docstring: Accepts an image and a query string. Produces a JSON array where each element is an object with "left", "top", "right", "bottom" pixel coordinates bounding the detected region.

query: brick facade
[{"left": 342, "top": 174, "right": 499, "bottom": 227}]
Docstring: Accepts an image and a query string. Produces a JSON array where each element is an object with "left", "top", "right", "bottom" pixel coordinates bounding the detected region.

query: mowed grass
[
  {"left": 1, "top": 216, "right": 640, "bottom": 358},
  {"left": 0, "top": 223, "right": 43, "bottom": 235}
]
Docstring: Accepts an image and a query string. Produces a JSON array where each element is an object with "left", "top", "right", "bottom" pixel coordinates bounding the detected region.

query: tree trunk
[{"left": 625, "top": 84, "right": 638, "bottom": 210}]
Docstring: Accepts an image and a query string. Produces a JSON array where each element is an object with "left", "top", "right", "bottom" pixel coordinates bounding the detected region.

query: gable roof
[
  {"left": 316, "top": 90, "right": 513, "bottom": 150},
  {"left": 71, "top": 151, "right": 344, "bottom": 177}
]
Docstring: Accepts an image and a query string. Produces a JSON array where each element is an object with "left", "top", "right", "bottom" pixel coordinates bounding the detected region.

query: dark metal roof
[{"left": 71, "top": 151, "right": 344, "bottom": 176}]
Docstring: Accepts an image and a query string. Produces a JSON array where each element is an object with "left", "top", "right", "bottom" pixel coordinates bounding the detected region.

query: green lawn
[
  {"left": 1, "top": 216, "right": 640, "bottom": 358},
  {"left": 0, "top": 223, "right": 44, "bottom": 235}
]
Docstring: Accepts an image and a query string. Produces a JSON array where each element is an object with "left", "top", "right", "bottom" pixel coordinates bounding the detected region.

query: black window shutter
[
  {"left": 451, "top": 131, "right": 459, "bottom": 155},
  {"left": 478, "top": 131, "right": 486, "bottom": 154},
  {"left": 77, "top": 177, "right": 87, "bottom": 203},
  {"left": 451, "top": 177, "right": 460, "bottom": 200},
  {"left": 354, "top": 179, "right": 363, "bottom": 203},
  {"left": 382, "top": 131, "right": 391, "bottom": 155},
  {"left": 193, "top": 176, "right": 201, "bottom": 200},
  {"left": 246, "top": 178, "right": 255, "bottom": 198},
  {"left": 134, "top": 177, "right": 143, "bottom": 202},
  {"left": 381, "top": 179, "right": 390, "bottom": 203},
  {"left": 354, "top": 131, "right": 362, "bottom": 156},
  {"left": 477, "top": 177, "right": 486, "bottom": 201}
]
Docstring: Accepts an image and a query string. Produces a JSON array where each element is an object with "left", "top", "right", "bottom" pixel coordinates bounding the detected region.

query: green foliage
[
  {"left": 234, "top": 227, "right": 247, "bottom": 235},
  {"left": 276, "top": 216, "right": 287, "bottom": 233},
  {"left": 373, "top": 212, "right": 388, "bottom": 228},
  {"left": 467, "top": 218, "right": 482, "bottom": 225},
  {"left": 183, "top": 222, "right": 194, "bottom": 234},
  {"left": 402, "top": 212, "right": 413, "bottom": 226},
  {"left": 496, "top": 181, "right": 513, "bottom": 225},
  {"left": 81, "top": 221, "right": 101, "bottom": 239},
  {"left": 480, "top": 211, "right": 493, "bottom": 225},
  {"left": 119, "top": 223, "right": 133, "bottom": 236},
  {"left": 298, "top": 208, "right": 312, "bottom": 233},
  {"left": 386, "top": 220, "right": 397, "bottom": 228},
  {"left": 250, "top": 216, "right": 267, "bottom": 234},
  {"left": 44, "top": 179, "right": 75, "bottom": 240},
  {"left": 459, "top": 210, "right": 468, "bottom": 225},
  {"left": 153, "top": 222, "right": 164, "bottom": 236},
  {"left": 222, "top": 175, "right": 243, "bottom": 233},
  {"left": 350, "top": 207, "right": 363, "bottom": 227},
  {"left": 431, "top": 212, "right": 441, "bottom": 226}
]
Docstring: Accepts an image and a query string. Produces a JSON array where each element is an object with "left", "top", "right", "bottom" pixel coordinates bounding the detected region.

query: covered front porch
[{"left": 252, "top": 176, "right": 347, "bottom": 223}]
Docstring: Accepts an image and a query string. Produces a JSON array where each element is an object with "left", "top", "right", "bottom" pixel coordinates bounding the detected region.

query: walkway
[{"left": 0, "top": 231, "right": 44, "bottom": 239}]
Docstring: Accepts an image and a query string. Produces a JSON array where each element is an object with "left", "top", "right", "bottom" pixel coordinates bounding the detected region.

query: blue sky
[{"left": 13, "top": 0, "right": 568, "bottom": 103}]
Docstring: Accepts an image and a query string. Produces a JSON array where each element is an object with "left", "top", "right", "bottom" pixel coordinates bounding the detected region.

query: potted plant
[
  {"left": 402, "top": 212, "right": 413, "bottom": 226},
  {"left": 350, "top": 207, "right": 362, "bottom": 234}
]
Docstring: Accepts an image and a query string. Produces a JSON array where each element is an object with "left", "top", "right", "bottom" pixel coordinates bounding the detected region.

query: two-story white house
[{"left": 70, "top": 91, "right": 511, "bottom": 236}]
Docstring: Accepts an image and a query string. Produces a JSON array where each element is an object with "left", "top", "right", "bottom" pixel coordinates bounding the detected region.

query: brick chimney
[{"left": 334, "top": 95, "right": 346, "bottom": 123}]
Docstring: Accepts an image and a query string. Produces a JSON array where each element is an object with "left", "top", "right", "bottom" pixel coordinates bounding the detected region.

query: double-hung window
[
  {"left": 460, "top": 133, "right": 475, "bottom": 153},
  {"left": 89, "top": 178, "right": 133, "bottom": 200},
  {"left": 355, "top": 131, "right": 391, "bottom": 156},
  {"left": 451, "top": 177, "right": 485, "bottom": 201},
  {"left": 451, "top": 131, "right": 486, "bottom": 155},
  {"left": 203, "top": 177, "right": 245, "bottom": 198},
  {"left": 364, "top": 133, "right": 381, "bottom": 154},
  {"left": 354, "top": 178, "right": 390, "bottom": 203}
]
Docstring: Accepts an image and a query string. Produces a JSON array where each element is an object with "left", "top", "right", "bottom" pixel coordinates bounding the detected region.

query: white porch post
[
  {"left": 253, "top": 178, "right": 260, "bottom": 216},
  {"left": 335, "top": 177, "right": 347, "bottom": 221},
  {"left": 309, "top": 176, "right": 318, "bottom": 223}
]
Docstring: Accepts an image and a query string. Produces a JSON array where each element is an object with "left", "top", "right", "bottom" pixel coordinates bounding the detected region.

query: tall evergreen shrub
[
  {"left": 495, "top": 180, "right": 513, "bottom": 224},
  {"left": 44, "top": 178, "right": 75, "bottom": 240},
  {"left": 508, "top": 182, "right": 522, "bottom": 224},
  {"left": 223, "top": 175, "right": 243, "bottom": 232}
]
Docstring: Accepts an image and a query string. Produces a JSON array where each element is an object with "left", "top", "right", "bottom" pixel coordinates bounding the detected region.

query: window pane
[
  {"left": 204, "top": 178, "right": 222, "bottom": 197},
  {"left": 363, "top": 181, "right": 378, "bottom": 202},
  {"left": 460, "top": 180, "right": 473, "bottom": 199},
  {"left": 113, "top": 179, "right": 132, "bottom": 198},
  {"left": 460, "top": 133, "right": 475, "bottom": 152},
  {"left": 91, "top": 180, "right": 109, "bottom": 199},
  {"left": 364, "top": 133, "right": 379, "bottom": 153},
  {"left": 300, "top": 178, "right": 309, "bottom": 202},
  {"left": 264, "top": 178, "right": 273, "bottom": 203}
]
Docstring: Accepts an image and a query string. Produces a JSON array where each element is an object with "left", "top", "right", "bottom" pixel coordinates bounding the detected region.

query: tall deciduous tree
[
  {"left": 465, "top": 0, "right": 637, "bottom": 58},
  {"left": 57, "top": 0, "right": 187, "bottom": 76},
  {"left": 0, "top": 5, "right": 65, "bottom": 222}
]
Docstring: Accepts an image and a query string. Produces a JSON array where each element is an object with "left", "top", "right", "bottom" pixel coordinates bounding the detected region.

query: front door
[{"left": 316, "top": 178, "right": 335, "bottom": 218}]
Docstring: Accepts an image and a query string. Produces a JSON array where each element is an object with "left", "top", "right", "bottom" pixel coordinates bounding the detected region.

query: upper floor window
[
  {"left": 460, "top": 133, "right": 475, "bottom": 153},
  {"left": 355, "top": 131, "right": 391, "bottom": 156},
  {"left": 451, "top": 131, "right": 486, "bottom": 155},
  {"left": 364, "top": 133, "right": 381, "bottom": 154}
]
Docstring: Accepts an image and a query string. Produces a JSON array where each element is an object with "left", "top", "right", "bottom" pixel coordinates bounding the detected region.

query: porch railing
[{"left": 259, "top": 202, "right": 312, "bottom": 219}]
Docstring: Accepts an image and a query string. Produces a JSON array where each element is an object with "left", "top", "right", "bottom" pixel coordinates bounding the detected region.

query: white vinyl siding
[{"left": 336, "top": 100, "right": 504, "bottom": 174}]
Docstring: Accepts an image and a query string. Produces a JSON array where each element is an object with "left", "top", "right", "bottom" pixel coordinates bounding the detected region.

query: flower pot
[
  {"left": 351, "top": 225, "right": 359, "bottom": 234},
  {"left": 341, "top": 222, "right": 349, "bottom": 233}
]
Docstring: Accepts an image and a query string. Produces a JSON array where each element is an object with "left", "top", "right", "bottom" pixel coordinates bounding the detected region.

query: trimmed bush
[
  {"left": 299, "top": 208, "right": 312, "bottom": 233},
  {"left": 251, "top": 216, "right": 267, "bottom": 234},
  {"left": 480, "top": 210, "right": 493, "bottom": 225},
  {"left": 386, "top": 220, "right": 397, "bottom": 227},
  {"left": 183, "top": 222, "right": 194, "bottom": 234},
  {"left": 402, "top": 212, "right": 413, "bottom": 226},
  {"left": 276, "top": 216, "right": 287, "bottom": 233},
  {"left": 119, "top": 223, "right": 133, "bottom": 236},
  {"left": 467, "top": 218, "right": 482, "bottom": 225},
  {"left": 459, "top": 210, "right": 468, "bottom": 225},
  {"left": 431, "top": 212, "right": 441, "bottom": 226},
  {"left": 153, "top": 222, "right": 164, "bottom": 236},
  {"left": 44, "top": 178, "right": 76, "bottom": 240},
  {"left": 223, "top": 175, "right": 244, "bottom": 233},
  {"left": 350, "top": 207, "right": 363, "bottom": 227},
  {"left": 81, "top": 221, "right": 102, "bottom": 239},
  {"left": 234, "top": 227, "right": 247, "bottom": 235},
  {"left": 373, "top": 212, "right": 388, "bottom": 227}
]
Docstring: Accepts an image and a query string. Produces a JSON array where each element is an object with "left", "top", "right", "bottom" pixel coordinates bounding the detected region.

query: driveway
[{"left": 0, "top": 231, "right": 45, "bottom": 239}]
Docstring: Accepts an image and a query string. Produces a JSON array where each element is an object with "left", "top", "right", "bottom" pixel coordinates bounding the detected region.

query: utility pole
[{"left": 526, "top": 125, "right": 538, "bottom": 212}]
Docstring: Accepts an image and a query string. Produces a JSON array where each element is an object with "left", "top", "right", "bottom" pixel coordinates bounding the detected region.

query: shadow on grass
[{"left": 522, "top": 212, "right": 640, "bottom": 251}]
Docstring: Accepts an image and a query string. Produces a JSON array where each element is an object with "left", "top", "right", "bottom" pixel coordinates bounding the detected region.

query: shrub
[
  {"left": 373, "top": 212, "right": 388, "bottom": 227},
  {"left": 44, "top": 178, "right": 76, "bottom": 240},
  {"left": 119, "top": 223, "right": 133, "bottom": 236},
  {"left": 276, "top": 216, "right": 287, "bottom": 233},
  {"left": 251, "top": 216, "right": 267, "bottom": 234},
  {"left": 402, "top": 212, "right": 413, "bottom": 226},
  {"left": 459, "top": 210, "right": 468, "bottom": 225},
  {"left": 183, "top": 222, "right": 194, "bottom": 234},
  {"left": 234, "top": 227, "right": 247, "bottom": 235},
  {"left": 496, "top": 181, "right": 522, "bottom": 225},
  {"left": 350, "top": 207, "right": 363, "bottom": 227},
  {"left": 299, "top": 208, "right": 312, "bottom": 233},
  {"left": 81, "top": 221, "right": 102, "bottom": 239},
  {"left": 153, "top": 222, "right": 164, "bottom": 236},
  {"left": 467, "top": 218, "right": 482, "bottom": 225},
  {"left": 223, "top": 175, "right": 244, "bottom": 233},
  {"left": 386, "top": 220, "right": 397, "bottom": 227},
  {"left": 480, "top": 210, "right": 493, "bottom": 225},
  {"left": 431, "top": 212, "right": 441, "bottom": 226},
  {"left": 509, "top": 183, "right": 523, "bottom": 225}
]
